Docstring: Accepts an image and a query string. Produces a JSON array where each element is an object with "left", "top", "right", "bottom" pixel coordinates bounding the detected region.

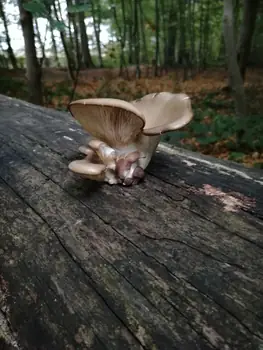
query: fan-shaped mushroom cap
[
  {"left": 69, "top": 98, "right": 145, "bottom": 148},
  {"left": 132, "top": 92, "right": 193, "bottom": 135}
]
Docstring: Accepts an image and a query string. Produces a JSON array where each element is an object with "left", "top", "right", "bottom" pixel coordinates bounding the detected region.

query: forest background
[{"left": 0, "top": 0, "right": 262, "bottom": 168}]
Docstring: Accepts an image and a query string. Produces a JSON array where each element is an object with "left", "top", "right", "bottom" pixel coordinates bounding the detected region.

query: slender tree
[
  {"left": 0, "top": 0, "right": 17, "bottom": 69},
  {"left": 190, "top": 0, "right": 196, "bottom": 66},
  {"left": 223, "top": 0, "right": 247, "bottom": 122},
  {"left": 154, "top": 0, "right": 160, "bottom": 76},
  {"left": 91, "top": 0, "right": 103, "bottom": 67},
  {"left": 198, "top": 0, "right": 204, "bottom": 69},
  {"left": 53, "top": 0, "right": 75, "bottom": 80},
  {"left": 165, "top": 1, "right": 177, "bottom": 68},
  {"left": 17, "top": 0, "right": 43, "bottom": 105},
  {"left": 50, "top": 26, "right": 60, "bottom": 67},
  {"left": 134, "top": 0, "right": 141, "bottom": 78},
  {"left": 127, "top": 0, "right": 134, "bottom": 65},
  {"left": 139, "top": 1, "right": 149, "bottom": 66},
  {"left": 75, "top": 0, "right": 94, "bottom": 68},
  {"left": 237, "top": 0, "right": 260, "bottom": 80},
  {"left": 111, "top": 1, "right": 126, "bottom": 75},
  {"left": 34, "top": 18, "right": 48, "bottom": 67},
  {"left": 203, "top": 0, "right": 211, "bottom": 68},
  {"left": 66, "top": 0, "right": 81, "bottom": 68}
]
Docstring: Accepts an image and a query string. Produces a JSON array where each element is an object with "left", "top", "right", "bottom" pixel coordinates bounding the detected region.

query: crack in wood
[
  {"left": 1, "top": 95, "right": 263, "bottom": 349},
  {"left": 0, "top": 177, "right": 144, "bottom": 350}
]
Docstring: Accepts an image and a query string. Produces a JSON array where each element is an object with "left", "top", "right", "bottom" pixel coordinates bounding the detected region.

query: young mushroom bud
[{"left": 68, "top": 92, "right": 193, "bottom": 186}]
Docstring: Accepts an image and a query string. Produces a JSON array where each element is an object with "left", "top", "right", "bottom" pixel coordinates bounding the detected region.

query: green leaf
[
  {"left": 161, "top": 131, "right": 189, "bottom": 144},
  {"left": 190, "top": 122, "right": 209, "bottom": 135},
  {"left": 197, "top": 136, "right": 219, "bottom": 145},
  {"left": 226, "top": 140, "right": 238, "bottom": 151},
  {"left": 228, "top": 152, "right": 245, "bottom": 161},
  {"left": 253, "top": 162, "right": 263, "bottom": 169},
  {"left": 23, "top": 1, "right": 48, "bottom": 17},
  {"left": 67, "top": 4, "right": 90, "bottom": 13}
]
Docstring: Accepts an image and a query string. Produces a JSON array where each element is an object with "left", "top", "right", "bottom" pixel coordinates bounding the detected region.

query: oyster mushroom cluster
[{"left": 68, "top": 92, "right": 193, "bottom": 186}]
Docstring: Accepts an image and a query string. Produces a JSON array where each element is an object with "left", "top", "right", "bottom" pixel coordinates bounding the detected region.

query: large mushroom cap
[
  {"left": 69, "top": 98, "right": 145, "bottom": 148},
  {"left": 131, "top": 92, "right": 193, "bottom": 135}
]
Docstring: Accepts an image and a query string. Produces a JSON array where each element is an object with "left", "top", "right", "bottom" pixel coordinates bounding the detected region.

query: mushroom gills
[
  {"left": 68, "top": 92, "right": 193, "bottom": 185},
  {"left": 68, "top": 98, "right": 145, "bottom": 148}
]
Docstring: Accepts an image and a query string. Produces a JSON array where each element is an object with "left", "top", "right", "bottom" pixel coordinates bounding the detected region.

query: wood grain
[{"left": 0, "top": 94, "right": 262, "bottom": 350}]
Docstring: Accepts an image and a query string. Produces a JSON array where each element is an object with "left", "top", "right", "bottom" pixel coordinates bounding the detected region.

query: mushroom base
[{"left": 69, "top": 135, "right": 161, "bottom": 186}]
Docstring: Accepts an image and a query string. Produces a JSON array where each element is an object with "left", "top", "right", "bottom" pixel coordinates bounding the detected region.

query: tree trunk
[
  {"left": 128, "top": 0, "right": 134, "bottom": 65},
  {"left": 134, "top": 0, "right": 141, "bottom": 78},
  {"left": 0, "top": 0, "right": 17, "bottom": 69},
  {"left": 159, "top": 0, "right": 167, "bottom": 68},
  {"left": 237, "top": 0, "right": 260, "bottom": 80},
  {"left": 223, "top": 0, "right": 247, "bottom": 122},
  {"left": 178, "top": 0, "right": 186, "bottom": 66},
  {"left": 234, "top": 0, "right": 241, "bottom": 41},
  {"left": 46, "top": 3, "right": 60, "bottom": 68},
  {"left": 50, "top": 26, "right": 60, "bottom": 67},
  {"left": 65, "top": 0, "right": 75, "bottom": 60},
  {"left": 0, "top": 41, "right": 9, "bottom": 67},
  {"left": 202, "top": 0, "right": 211, "bottom": 69},
  {"left": 91, "top": 0, "right": 103, "bottom": 68},
  {"left": 154, "top": 0, "right": 160, "bottom": 76},
  {"left": 66, "top": 0, "right": 81, "bottom": 69},
  {"left": 165, "top": 1, "right": 177, "bottom": 68},
  {"left": 190, "top": 0, "right": 196, "bottom": 66},
  {"left": 111, "top": 0, "right": 127, "bottom": 76},
  {"left": 34, "top": 18, "right": 46, "bottom": 67},
  {"left": 198, "top": 0, "right": 204, "bottom": 70},
  {"left": 56, "top": 0, "right": 75, "bottom": 70},
  {"left": 120, "top": 0, "right": 128, "bottom": 76},
  {"left": 72, "top": 18, "right": 81, "bottom": 69},
  {"left": 17, "top": 0, "right": 42, "bottom": 105},
  {"left": 139, "top": 0, "right": 149, "bottom": 65},
  {"left": 75, "top": 0, "right": 94, "bottom": 69},
  {"left": 53, "top": 1, "right": 75, "bottom": 80}
]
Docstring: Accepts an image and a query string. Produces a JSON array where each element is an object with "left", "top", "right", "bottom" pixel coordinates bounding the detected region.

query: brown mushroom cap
[
  {"left": 132, "top": 92, "right": 193, "bottom": 136},
  {"left": 69, "top": 98, "right": 145, "bottom": 148}
]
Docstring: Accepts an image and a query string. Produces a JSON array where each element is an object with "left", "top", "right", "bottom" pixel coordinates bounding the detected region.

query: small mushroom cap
[
  {"left": 69, "top": 98, "right": 145, "bottom": 148},
  {"left": 132, "top": 92, "right": 193, "bottom": 135},
  {"left": 68, "top": 159, "right": 106, "bottom": 176}
]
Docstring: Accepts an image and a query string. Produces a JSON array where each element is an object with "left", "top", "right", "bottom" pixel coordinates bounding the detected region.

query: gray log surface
[{"left": 0, "top": 94, "right": 263, "bottom": 350}]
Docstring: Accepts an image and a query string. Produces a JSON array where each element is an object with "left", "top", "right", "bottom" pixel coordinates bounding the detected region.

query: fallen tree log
[{"left": 0, "top": 94, "right": 263, "bottom": 350}]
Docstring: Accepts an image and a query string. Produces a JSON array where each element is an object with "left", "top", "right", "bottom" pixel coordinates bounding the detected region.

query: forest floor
[{"left": 1, "top": 66, "right": 263, "bottom": 169}]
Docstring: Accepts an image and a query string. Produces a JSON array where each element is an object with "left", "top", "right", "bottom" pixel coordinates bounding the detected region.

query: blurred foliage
[
  {"left": 19, "top": 0, "right": 263, "bottom": 68},
  {"left": 0, "top": 76, "right": 27, "bottom": 99}
]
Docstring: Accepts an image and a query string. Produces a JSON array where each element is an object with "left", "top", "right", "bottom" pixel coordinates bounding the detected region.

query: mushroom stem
[
  {"left": 88, "top": 139, "right": 117, "bottom": 170},
  {"left": 70, "top": 138, "right": 161, "bottom": 186},
  {"left": 79, "top": 145, "right": 95, "bottom": 156}
]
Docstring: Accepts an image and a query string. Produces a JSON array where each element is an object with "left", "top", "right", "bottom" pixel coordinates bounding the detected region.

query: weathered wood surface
[{"left": 0, "top": 94, "right": 263, "bottom": 350}]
